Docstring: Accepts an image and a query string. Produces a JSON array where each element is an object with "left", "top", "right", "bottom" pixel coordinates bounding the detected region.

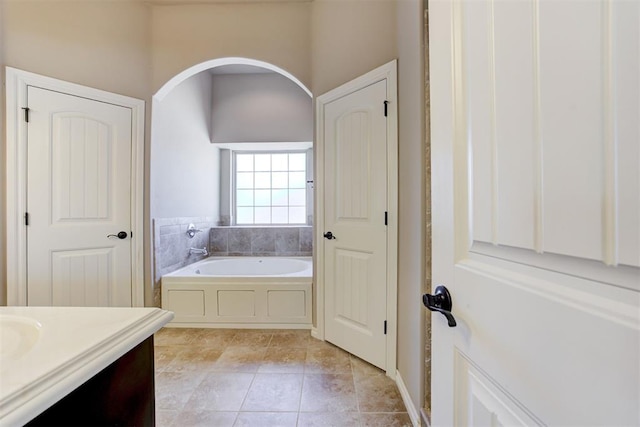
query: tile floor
[{"left": 154, "top": 328, "right": 412, "bottom": 427}]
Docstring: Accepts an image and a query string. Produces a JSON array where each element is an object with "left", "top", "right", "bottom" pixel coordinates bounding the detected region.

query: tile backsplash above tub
[
  {"left": 210, "top": 226, "right": 313, "bottom": 257},
  {"left": 152, "top": 217, "right": 217, "bottom": 305}
]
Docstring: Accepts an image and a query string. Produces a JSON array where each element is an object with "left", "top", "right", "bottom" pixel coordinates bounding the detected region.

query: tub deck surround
[
  {"left": 162, "top": 257, "right": 312, "bottom": 328},
  {"left": 0, "top": 307, "right": 174, "bottom": 426}
]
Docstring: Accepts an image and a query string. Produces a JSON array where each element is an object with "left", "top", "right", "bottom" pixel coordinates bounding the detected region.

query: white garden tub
[{"left": 161, "top": 257, "right": 312, "bottom": 328}]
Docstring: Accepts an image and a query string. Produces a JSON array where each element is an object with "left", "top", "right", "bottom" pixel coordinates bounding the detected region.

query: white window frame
[{"left": 231, "top": 150, "right": 310, "bottom": 226}]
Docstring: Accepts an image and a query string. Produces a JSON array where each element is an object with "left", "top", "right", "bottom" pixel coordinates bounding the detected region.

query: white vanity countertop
[{"left": 0, "top": 306, "right": 174, "bottom": 426}]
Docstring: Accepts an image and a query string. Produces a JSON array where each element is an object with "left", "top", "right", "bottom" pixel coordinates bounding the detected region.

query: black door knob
[
  {"left": 107, "top": 231, "right": 128, "bottom": 239},
  {"left": 423, "top": 285, "right": 457, "bottom": 327},
  {"left": 323, "top": 231, "right": 336, "bottom": 240}
]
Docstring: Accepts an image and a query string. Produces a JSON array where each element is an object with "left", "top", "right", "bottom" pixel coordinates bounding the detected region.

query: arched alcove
[{"left": 149, "top": 58, "right": 313, "bottom": 306}]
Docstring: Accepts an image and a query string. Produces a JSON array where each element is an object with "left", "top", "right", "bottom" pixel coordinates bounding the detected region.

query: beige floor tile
[
  {"left": 349, "top": 355, "right": 385, "bottom": 380},
  {"left": 296, "top": 412, "right": 361, "bottom": 427},
  {"left": 154, "top": 345, "right": 183, "bottom": 373},
  {"left": 155, "top": 327, "right": 199, "bottom": 346},
  {"left": 184, "top": 372, "right": 254, "bottom": 411},
  {"left": 307, "top": 337, "right": 339, "bottom": 350},
  {"left": 355, "top": 375, "right": 406, "bottom": 413},
  {"left": 154, "top": 329, "right": 410, "bottom": 425},
  {"left": 233, "top": 412, "right": 298, "bottom": 427},
  {"left": 192, "top": 328, "right": 239, "bottom": 349},
  {"left": 258, "top": 347, "right": 307, "bottom": 374},
  {"left": 214, "top": 345, "right": 269, "bottom": 373},
  {"left": 155, "top": 409, "right": 178, "bottom": 427},
  {"left": 360, "top": 412, "right": 412, "bottom": 427},
  {"left": 155, "top": 371, "right": 205, "bottom": 411},
  {"left": 269, "top": 330, "right": 311, "bottom": 348},
  {"left": 164, "top": 347, "right": 224, "bottom": 372},
  {"left": 176, "top": 410, "right": 238, "bottom": 427},
  {"left": 229, "top": 330, "right": 274, "bottom": 347},
  {"left": 241, "top": 373, "right": 303, "bottom": 412},
  {"left": 305, "top": 346, "right": 352, "bottom": 374},
  {"left": 300, "top": 374, "right": 358, "bottom": 412}
]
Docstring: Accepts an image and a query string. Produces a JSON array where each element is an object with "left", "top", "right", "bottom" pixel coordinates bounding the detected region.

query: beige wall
[
  {"left": 0, "top": 0, "right": 6, "bottom": 306},
  {"left": 311, "top": 0, "right": 426, "bottom": 413},
  {"left": 311, "top": 0, "right": 397, "bottom": 96},
  {"left": 397, "top": 0, "right": 427, "bottom": 413},
  {"left": 3, "top": 0, "right": 151, "bottom": 100},
  {"left": 150, "top": 2, "right": 311, "bottom": 94},
  {"left": 1, "top": 0, "right": 152, "bottom": 305}
]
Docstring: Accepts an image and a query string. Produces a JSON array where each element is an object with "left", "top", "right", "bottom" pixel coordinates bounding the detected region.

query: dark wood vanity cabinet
[{"left": 25, "top": 336, "right": 156, "bottom": 427}]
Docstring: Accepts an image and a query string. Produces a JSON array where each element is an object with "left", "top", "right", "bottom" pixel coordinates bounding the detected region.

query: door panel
[
  {"left": 27, "top": 86, "right": 133, "bottom": 307},
  {"left": 324, "top": 80, "right": 388, "bottom": 369},
  {"left": 430, "top": 0, "right": 639, "bottom": 425},
  {"left": 335, "top": 248, "right": 372, "bottom": 328},
  {"left": 51, "top": 249, "right": 113, "bottom": 306},
  {"left": 52, "top": 115, "right": 111, "bottom": 222}
]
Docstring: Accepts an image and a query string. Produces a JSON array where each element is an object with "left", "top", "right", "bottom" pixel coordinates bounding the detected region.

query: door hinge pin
[
  {"left": 25, "top": 212, "right": 30, "bottom": 226},
  {"left": 384, "top": 211, "right": 388, "bottom": 226},
  {"left": 22, "top": 107, "right": 30, "bottom": 123},
  {"left": 384, "top": 320, "right": 387, "bottom": 335},
  {"left": 383, "top": 100, "right": 389, "bottom": 117}
]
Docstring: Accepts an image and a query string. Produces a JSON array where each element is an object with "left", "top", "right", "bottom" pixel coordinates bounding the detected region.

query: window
[{"left": 234, "top": 152, "right": 307, "bottom": 225}]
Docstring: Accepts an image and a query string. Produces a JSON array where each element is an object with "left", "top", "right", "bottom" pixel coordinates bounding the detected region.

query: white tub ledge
[{"left": 0, "top": 306, "right": 174, "bottom": 426}]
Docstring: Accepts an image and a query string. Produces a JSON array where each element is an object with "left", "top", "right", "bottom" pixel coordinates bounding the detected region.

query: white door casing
[
  {"left": 26, "top": 87, "right": 133, "bottom": 307},
  {"left": 430, "top": 1, "right": 639, "bottom": 426},
  {"left": 315, "top": 60, "right": 398, "bottom": 375},
  {"left": 5, "top": 68, "right": 145, "bottom": 307}
]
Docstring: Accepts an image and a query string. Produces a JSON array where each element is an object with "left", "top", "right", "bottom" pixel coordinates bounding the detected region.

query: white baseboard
[
  {"left": 396, "top": 370, "right": 421, "bottom": 427},
  {"left": 310, "top": 326, "right": 322, "bottom": 340},
  {"left": 420, "top": 408, "right": 431, "bottom": 427}
]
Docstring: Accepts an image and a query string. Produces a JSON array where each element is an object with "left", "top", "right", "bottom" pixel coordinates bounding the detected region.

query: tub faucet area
[{"left": 189, "top": 247, "right": 208, "bottom": 256}]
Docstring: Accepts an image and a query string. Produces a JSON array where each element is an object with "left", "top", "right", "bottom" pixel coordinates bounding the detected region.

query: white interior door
[
  {"left": 430, "top": 0, "right": 639, "bottom": 425},
  {"left": 27, "top": 86, "right": 134, "bottom": 307},
  {"left": 322, "top": 79, "right": 389, "bottom": 370}
]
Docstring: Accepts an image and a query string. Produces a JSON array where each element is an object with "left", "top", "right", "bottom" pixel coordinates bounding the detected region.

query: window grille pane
[
  {"left": 233, "top": 151, "right": 307, "bottom": 225},
  {"left": 272, "top": 154, "right": 288, "bottom": 171},
  {"left": 255, "top": 172, "right": 271, "bottom": 188},
  {"left": 236, "top": 207, "right": 253, "bottom": 224},
  {"left": 255, "top": 190, "right": 271, "bottom": 206},
  {"left": 289, "top": 207, "right": 306, "bottom": 224},
  {"left": 272, "top": 172, "right": 288, "bottom": 188},
  {"left": 236, "top": 190, "right": 254, "bottom": 206},
  {"left": 255, "top": 207, "right": 271, "bottom": 223},
  {"left": 272, "top": 207, "right": 288, "bottom": 224},
  {"left": 272, "top": 189, "right": 288, "bottom": 206},
  {"left": 289, "top": 189, "right": 305, "bottom": 206},
  {"left": 289, "top": 153, "right": 306, "bottom": 171},
  {"left": 289, "top": 172, "right": 306, "bottom": 188},
  {"left": 237, "top": 154, "right": 253, "bottom": 172},
  {"left": 237, "top": 172, "right": 254, "bottom": 189},
  {"left": 254, "top": 154, "right": 271, "bottom": 171}
]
